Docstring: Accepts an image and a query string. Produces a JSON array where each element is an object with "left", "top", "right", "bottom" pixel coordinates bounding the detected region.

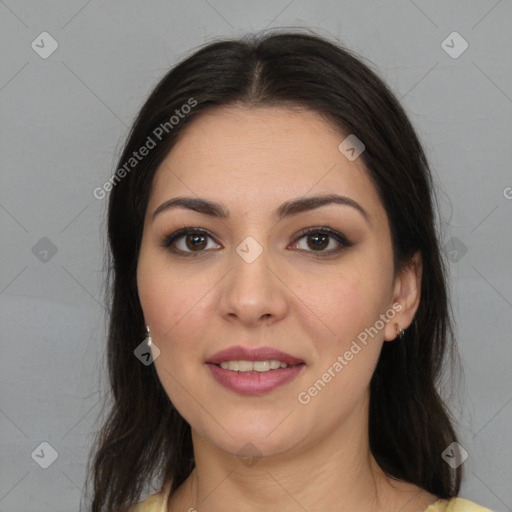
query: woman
[{"left": 86, "top": 30, "right": 493, "bottom": 512}]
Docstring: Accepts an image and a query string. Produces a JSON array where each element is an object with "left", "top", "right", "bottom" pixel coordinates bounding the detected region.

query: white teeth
[
  {"left": 253, "top": 361, "right": 269, "bottom": 372},
  {"left": 219, "top": 360, "right": 290, "bottom": 372},
  {"left": 238, "top": 360, "right": 253, "bottom": 372}
]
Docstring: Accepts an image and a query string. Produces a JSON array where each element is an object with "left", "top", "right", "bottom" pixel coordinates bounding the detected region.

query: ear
[{"left": 383, "top": 251, "right": 422, "bottom": 342}]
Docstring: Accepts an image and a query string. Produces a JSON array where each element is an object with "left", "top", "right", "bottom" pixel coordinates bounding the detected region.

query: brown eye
[
  {"left": 162, "top": 228, "right": 221, "bottom": 255},
  {"left": 292, "top": 227, "right": 353, "bottom": 255},
  {"left": 185, "top": 233, "right": 207, "bottom": 251},
  {"left": 306, "top": 233, "right": 329, "bottom": 251}
]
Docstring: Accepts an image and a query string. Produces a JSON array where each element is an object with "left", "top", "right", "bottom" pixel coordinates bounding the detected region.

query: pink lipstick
[{"left": 205, "top": 345, "right": 305, "bottom": 395}]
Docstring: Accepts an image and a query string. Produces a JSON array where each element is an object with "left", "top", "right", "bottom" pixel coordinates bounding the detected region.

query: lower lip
[{"left": 206, "top": 363, "right": 305, "bottom": 395}]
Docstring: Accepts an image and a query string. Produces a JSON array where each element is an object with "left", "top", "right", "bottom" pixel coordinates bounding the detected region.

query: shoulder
[
  {"left": 129, "top": 482, "right": 172, "bottom": 512},
  {"left": 427, "top": 497, "right": 495, "bottom": 512},
  {"left": 448, "top": 498, "right": 496, "bottom": 512},
  {"left": 129, "top": 493, "right": 164, "bottom": 512}
]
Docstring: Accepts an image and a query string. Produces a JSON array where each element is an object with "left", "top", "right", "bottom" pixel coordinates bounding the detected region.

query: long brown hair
[{"left": 85, "top": 29, "right": 462, "bottom": 511}]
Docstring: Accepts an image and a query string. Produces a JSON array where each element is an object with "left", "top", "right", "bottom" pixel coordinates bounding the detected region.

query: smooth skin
[{"left": 136, "top": 105, "right": 435, "bottom": 512}]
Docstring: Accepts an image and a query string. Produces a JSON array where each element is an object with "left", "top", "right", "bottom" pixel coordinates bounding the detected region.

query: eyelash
[{"left": 161, "top": 226, "right": 353, "bottom": 257}]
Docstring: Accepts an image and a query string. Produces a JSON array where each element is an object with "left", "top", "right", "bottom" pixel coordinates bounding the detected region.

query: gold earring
[{"left": 394, "top": 322, "right": 405, "bottom": 340}]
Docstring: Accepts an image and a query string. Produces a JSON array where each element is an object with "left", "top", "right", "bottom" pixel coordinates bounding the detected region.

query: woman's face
[{"left": 137, "top": 105, "right": 418, "bottom": 459}]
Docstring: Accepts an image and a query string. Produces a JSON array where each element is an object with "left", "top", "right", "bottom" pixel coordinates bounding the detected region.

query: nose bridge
[{"left": 219, "top": 233, "right": 287, "bottom": 324}]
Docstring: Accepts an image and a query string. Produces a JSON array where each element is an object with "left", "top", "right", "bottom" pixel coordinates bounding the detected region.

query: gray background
[{"left": 1, "top": 1, "right": 511, "bottom": 511}]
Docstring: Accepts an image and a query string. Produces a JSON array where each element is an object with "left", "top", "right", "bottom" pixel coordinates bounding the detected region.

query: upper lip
[{"left": 205, "top": 345, "right": 305, "bottom": 366}]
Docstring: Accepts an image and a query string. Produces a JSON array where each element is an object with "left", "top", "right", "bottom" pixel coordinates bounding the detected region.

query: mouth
[
  {"left": 205, "top": 345, "right": 304, "bottom": 366},
  {"left": 205, "top": 346, "right": 305, "bottom": 395},
  {"left": 216, "top": 359, "right": 302, "bottom": 372}
]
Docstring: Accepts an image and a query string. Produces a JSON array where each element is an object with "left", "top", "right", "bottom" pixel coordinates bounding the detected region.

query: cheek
[
  {"left": 295, "top": 266, "right": 373, "bottom": 344},
  {"left": 137, "top": 255, "right": 213, "bottom": 336},
  {"left": 136, "top": 254, "right": 219, "bottom": 398},
  {"left": 294, "top": 273, "right": 386, "bottom": 420},
  {"left": 294, "top": 262, "right": 391, "bottom": 391}
]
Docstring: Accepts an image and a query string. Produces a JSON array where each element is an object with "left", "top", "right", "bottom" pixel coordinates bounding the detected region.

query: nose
[{"left": 218, "top": 240, "right": 288, "bottom": 327}]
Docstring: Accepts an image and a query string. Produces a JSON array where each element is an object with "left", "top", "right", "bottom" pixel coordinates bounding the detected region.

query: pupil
[{"left": 308, "top": 234, "right": 328, "bottom": 250}]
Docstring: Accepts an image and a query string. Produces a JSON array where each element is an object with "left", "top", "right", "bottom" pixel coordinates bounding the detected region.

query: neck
[
  {"left": 190, "top": 442, "right": 384, "bottom": 512},
  {"left": 169, "top": 393, "right": 433, "bottom": 512}
]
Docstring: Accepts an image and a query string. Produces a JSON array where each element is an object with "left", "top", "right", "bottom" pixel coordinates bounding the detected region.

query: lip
[
  {"left": 205, "top": 345, "right": 304, "bottom": 366},
  {"left": 205, "top": 345, "right": 305, "bottom": 396}
]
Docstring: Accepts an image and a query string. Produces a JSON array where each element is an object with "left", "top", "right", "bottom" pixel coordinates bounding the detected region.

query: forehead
[{"left": 149, "top": 105, "right": 385, "bottom": 222}]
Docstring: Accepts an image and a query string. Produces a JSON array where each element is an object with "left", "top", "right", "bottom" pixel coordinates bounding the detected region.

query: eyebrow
[{"left": 152, "top": 193, "right": 370, "bottom": 224}]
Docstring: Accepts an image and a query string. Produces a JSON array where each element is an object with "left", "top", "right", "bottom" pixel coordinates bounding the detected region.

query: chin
[{"left": 191, "top": 415, "right": 305, "bottom": 460}]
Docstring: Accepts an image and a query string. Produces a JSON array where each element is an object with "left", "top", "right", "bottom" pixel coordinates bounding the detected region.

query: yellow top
[{"left": 130, "top": 482, "right": 494, "bottom": 512}]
